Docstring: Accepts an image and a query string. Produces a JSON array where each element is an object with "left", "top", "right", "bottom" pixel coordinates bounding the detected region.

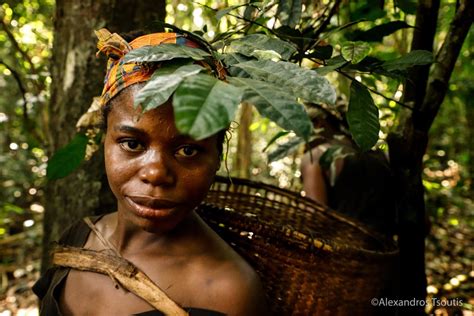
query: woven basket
[{"left": 197, "top": 176, "right": 399, "bottom": 316}]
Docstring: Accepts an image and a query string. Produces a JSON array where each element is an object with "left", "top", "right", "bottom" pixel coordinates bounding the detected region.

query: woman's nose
[{"left": 138, "top": 151, "right": 175, "bottom": 186}]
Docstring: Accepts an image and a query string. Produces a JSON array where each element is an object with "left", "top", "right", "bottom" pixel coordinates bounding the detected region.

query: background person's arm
[{"left": 300, "top": 147, "right": 328, "bottom": 205}]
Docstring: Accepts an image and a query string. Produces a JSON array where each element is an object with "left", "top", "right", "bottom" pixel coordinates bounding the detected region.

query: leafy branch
[
  {"left": 337, "top": 70, "right": 415, "bottom": 111},
  {"left": 194, "top": 1, "right": 279, "bottom": 37},
  {"left": 310, "top": 0, "right": 343, "bottom": 47}
]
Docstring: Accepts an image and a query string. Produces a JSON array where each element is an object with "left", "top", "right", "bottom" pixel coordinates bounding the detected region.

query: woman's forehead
[
  {"left": 112, "top": 84, "right": 172, "bottom": 114},
  {"left": 107, "top": 89, "right": 176, "bottom": 131}
]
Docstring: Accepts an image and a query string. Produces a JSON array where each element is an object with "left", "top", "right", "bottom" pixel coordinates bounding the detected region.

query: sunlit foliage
[
  {"left": 0, "top": 0, "right": 53, "bottom": 237},
  {"left": 0, "top": 0, "right": 472, "bottom": 314}
]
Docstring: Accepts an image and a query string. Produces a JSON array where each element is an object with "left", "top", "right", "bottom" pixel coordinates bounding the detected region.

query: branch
[
  {"left": 53, "top": 245, "right": 188, "bottom": 316},
  {"left": 193, "top": 1, "right": 274, "bottom": 33},
  {"left": 0, "top": 60, "right": 28, "bottom": 119},
  {"left": 402, "top": 0, "right": 440, "bottom": 108},
  {"left": 416, "top": 0, "right": 474, "bottom": 131},
  {"left": 0, "top": 19, "right": 37, "bottom": 75},
  {"left": 311, "top": 0, "right": 343, "bottom": 44}
]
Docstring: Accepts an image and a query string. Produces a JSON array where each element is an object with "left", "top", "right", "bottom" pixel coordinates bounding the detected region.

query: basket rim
[
  {"left": 205, "top": 176, "right": 399, "bottom": 257},
  {"left": 200, "top": 202, "right": 399, "bottom": 257}
]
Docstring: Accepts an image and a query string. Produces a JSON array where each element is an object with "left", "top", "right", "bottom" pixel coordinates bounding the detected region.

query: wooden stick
[
  {"left": 83, "top": 217, "right": 121, "bottom": 257},
  {"left": 52, "top": 245, "right": 188, "bottom": 316}
]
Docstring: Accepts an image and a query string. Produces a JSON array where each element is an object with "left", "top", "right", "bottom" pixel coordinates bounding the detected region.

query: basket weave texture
[{"left": 198, "top": 176, "right": 399, "bottom": 316}]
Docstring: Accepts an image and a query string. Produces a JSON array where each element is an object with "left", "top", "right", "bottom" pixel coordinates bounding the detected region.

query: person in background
[{"left": 300, "top": 103, "right": 397, "bottom": 237}]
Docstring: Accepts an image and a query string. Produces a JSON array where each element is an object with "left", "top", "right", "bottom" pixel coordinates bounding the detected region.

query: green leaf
[
  {"left": 223, "top": 52, "right": 253, "bottom": 67},
  {"left": 244, "top": 1, "right": 262, "bottom": 20},
  {"left": 341, "top": 41, "right": 372, "bottom": 64},
  {"left": 233, "top": 60, "right": 336, "bottom": 105},
  {"left": 123, "top": 44, "right": 210, "bottom": 63},
  {"left": 306, "top": 45, "right": 333, "bottom": 60},
  {"left": 275, "top": 25, "right": 310, "bottom": 49},
  {"left": 135, "top": 63, "right": 205, "bottom": 111},
  {"left": 268, "top": 135, "right": 304, "bottom": 163},
  {"left": 277, "top": 0, "right": 302, "bottom": 28},
  {"left": 230, "top": 34, "right": 297, "bottom": 61},
  {"left": 347, "top": 57, "right": 406, "bottom": 79},
  {"left": 263, "top": 131, "right": 291, "bottom": 152},
  {"left": 396, "top": 0, "right": 417, "bottom": 14},
  {"left": 349, "top": 2, "right": 386, "bottom": 21},
  {"left": 347, "top": 81, "right": 380, "bottom": 151},
  {"left": 313, "top": 55, "right": 348, "bottom": 75},
  {"left": 381, "top": 50, "right": 434, "bottom": 71},
  {"left": 173, "top": 74, "right": 243, "bottom": 140},
  {"left": 229, "top": 77, "right": 313, "bottom": 140},
  {"left": 2, "top": 203, "right": 24, "bottom": 214},
  {"left": 251, "top": 50, "right": 283, "bottom": 61},
  {"left": 47, "top": 133, "right": 88, "bottom": 180},
  {"left": 223, "top": 53, "right": 253, "bottom": 77},
  {"left": 347, "top": 21, "right": 413, "bottom": 42},
  {"left": 319, "top": 145, "right": 343, "bottom": 170},
  {"left": 319, "top": 146, "right": 351, "bottom": 186}
]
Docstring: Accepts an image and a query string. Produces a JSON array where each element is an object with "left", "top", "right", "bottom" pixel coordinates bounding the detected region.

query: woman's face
[{"left": 104, "top": 87, "right": 220, "bottom": 233}]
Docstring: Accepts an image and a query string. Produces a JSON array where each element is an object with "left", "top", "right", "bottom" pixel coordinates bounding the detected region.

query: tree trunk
[
  {"left": 42, "top": 0, "right": 166, "bottom": 271},
  {"left": 388, "top": 1, "right": 473, "bottom": 314},
  {"left": 234, "top": 102, "right": 253, "bottom": 178}
]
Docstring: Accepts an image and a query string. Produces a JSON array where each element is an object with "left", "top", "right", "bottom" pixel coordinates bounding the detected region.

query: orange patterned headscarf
[{"left": 95, "top": 28, "right": 203, "bottom": 107}]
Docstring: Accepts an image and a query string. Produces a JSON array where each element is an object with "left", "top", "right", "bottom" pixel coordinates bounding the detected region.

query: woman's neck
[{"left": 108, "top": 210, "right": 203, "bottom": 257}]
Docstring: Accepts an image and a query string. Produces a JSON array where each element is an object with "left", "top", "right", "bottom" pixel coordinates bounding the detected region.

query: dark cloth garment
[
  {"left": 324, "top": 149, "right": 397, "bottom": 235},
  {"left": 33, "top": 216, "right": 102, "bottom": 316},
  {"left": 32, "top": 216, "right": 225, "bottom": 316}
]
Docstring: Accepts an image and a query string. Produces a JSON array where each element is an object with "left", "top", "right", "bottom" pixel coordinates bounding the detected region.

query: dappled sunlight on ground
[{"left": 0, "top": 307, "right": 38, "bottom": 316}]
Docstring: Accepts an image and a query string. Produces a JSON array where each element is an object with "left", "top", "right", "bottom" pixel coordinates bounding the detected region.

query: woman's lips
[{"left": 125, "top": 196, "right": 179, "bottom": 219}]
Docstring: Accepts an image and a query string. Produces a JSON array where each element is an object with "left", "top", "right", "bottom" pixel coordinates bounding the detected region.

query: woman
[{"left": 34, "top": 29, "right": 268, "bottom": 316}]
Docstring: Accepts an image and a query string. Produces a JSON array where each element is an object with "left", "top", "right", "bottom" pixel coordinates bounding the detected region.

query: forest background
[{"left": 0, "top": 0, "right": 472, "bottom": 315}]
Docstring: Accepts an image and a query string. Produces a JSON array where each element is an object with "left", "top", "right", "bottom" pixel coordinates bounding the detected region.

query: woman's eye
[
  {"left": 176, "top": 146, "right": 199, "bottom": 158},
  {"left": 119, "top": 139, "right": 145, "bottom": 152}
]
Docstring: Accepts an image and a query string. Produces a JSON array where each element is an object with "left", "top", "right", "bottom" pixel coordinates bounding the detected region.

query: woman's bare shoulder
[
  {"left": 211, "top": 264, "right": 268, "bottom": 315},
  {"left": 189, "top": 218, "right": 270, "bottom": 315},
  {"left": 192, "top": 255, "right": 269, "bottom": 316}
]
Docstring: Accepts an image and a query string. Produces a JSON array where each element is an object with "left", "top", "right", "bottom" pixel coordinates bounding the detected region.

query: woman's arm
[{"left": 300, "top": 147, "right": 328, "bottom": 205}]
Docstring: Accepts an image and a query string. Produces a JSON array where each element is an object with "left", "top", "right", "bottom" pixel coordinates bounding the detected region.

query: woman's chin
[{"left": 119, "top": 202, "right": 194, "bottom": 235}]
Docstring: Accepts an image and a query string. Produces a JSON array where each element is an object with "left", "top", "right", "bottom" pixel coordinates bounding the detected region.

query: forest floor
[
  {"left": 0, "top": 213, "right": 472, "bottom": 315},
  {"left": 0, "top": 224, "right": 41, "bottom": 316}
]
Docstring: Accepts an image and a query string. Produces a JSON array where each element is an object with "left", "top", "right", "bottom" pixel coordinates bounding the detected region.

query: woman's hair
[{"left": 100, "top": 30, "right": 228, "bottom": 160}]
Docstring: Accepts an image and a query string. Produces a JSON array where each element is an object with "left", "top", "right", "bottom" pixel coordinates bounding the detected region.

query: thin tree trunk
[
  {"left": 234, "top": 102, "right": 253, "bottom": 178},
  {"left": 42, "top": 0, "right": 166, "bottom": 272},
  {"left": 388, "top": 1, "right": 473, "bottom": 314}
]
